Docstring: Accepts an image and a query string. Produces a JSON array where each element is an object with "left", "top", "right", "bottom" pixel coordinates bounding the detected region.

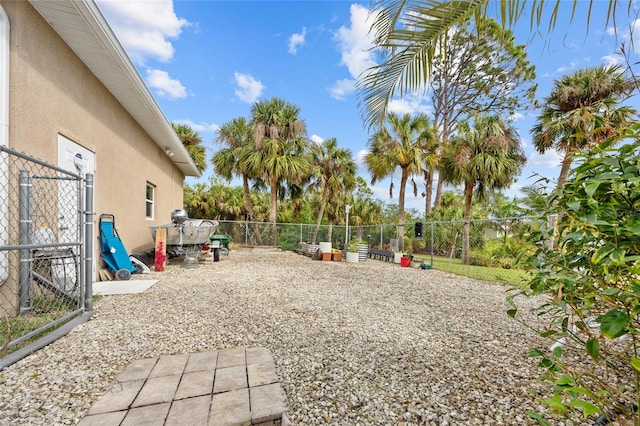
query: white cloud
[
  {"left": 329, "top": 78, "right": 356, "bottom": 100},
  {"left": 173, "top": 119, "right": 220, "bottom": 133},
  {"left": 507, "top": 112, "right": 524, "bottom": 123},
  {"left": 388, "top": 98, "right": 433, "bottom": 116},
  {"left": 630, "top": 19, "right": 640, "bottom": 53},
  {"left": 288, "top": 27, "right": 307, "bottom": 54},
  {"left": 234, "top": 72, "right": 265, "bottom": 104},
  {"left": 146, "top": 69, "right": 187, "bottom": 99},
  {"left": 310, "top": 134, "right": 324, "bottom": 144},
  {"left": 355, "top": 149, "right": 368, "bottom": 170},
  {"left": 97, "top": 0, "right": 188, "bottom": 65},
  {"left": 331, "top": 4, "right": 378, "bottom": 97},
  {"left": 556, "top": 60, "right": 579, "bottom": 74},
  {"left": 528, "top": 149, "right": 563, "bottom": 168},
  {"left": 601, "top": 53, "right": 625, "bottom": 66}
]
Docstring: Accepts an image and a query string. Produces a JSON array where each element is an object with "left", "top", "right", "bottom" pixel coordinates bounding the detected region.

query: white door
[{"left": 57, "top": 135, "right": 96, "bottom": 289}]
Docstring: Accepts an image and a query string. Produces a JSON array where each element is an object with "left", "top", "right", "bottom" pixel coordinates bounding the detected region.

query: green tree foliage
[
  {"left": 213, "top": 117, "right": 259, "bottom": 222},
  {"left": 531, "top": 65, "right": 636, "bottom": 188},
  {"left": 171, "top": 123, "right": 207, "bottom": 174},
  {"left": 441, "top": 114, "right": 525, "bottom": 264},
  {"left": 510, "top": 126, "right": 640, "bottom": 424},
  {"left": 248, "top": 97, "right": 310, "bottom": 243},
  {"left": 359, "top": 0, "right": 631, "bottom": 129},
  {"left": 428, "top": 18, "right": 536, "bottom": 209},
  {"left": 365, "top": 112, "right": 436, "bottom": 251},
  {"left": 308, "top": 138, "right": 357, "bottom": 244}
]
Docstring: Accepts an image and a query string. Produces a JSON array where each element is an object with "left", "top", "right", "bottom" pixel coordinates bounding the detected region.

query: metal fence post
[
  {"left": 430, "top": 222, "right": 434, "bottom": 267},
  {"left": 84, "top": 173, "right": 94, "bottom": 311},
  {"left": 19, "top": 170, "right": 31, "bottom": 314}
]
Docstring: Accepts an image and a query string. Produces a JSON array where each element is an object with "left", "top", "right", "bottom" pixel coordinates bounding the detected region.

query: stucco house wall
[{"left": 2, "top": 0, "right": 193, "bottom": 255}]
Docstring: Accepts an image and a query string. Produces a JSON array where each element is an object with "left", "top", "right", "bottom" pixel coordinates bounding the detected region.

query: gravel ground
[{"left": 0, "top": 249, "right": 567, "bottom": 425}]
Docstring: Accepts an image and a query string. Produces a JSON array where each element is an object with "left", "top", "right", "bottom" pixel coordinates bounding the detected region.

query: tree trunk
[
  {"left": 462, "top": 180, "right": 473, "bottom": 265},
  {"left": 397, "top": 167, "right": 408, "bottom": 253},
  {"left": 243, "top": 174, "right": 263, "bottom": 245},
  {"left": 424, "top": 170, "right": 433, "bottom": 216},
  {"left": 327, "top": 221, "right": 334, "bottom": 245},
  {"left": 556, "top": 150, "right": 575, "bottom": 189},
  {"left": 269, "top": 177, "right": 278, "bottom": 246},
  {"left": 310, "top": 188, "right": 330, "bottom": 244},
  {"left": 434, "top": 175, "right": 444, "bottom": 211}
]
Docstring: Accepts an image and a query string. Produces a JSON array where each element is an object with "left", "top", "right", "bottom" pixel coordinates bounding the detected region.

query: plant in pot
[
  {"left": 331, "top": 248, "right": 342, "bottom": 262},
  {"left": 346, "top": 241, "right": 359, "bottom": 263}
]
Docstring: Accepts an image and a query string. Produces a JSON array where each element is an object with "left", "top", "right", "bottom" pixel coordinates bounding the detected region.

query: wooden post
[{"left": 154, "top": 227, "right": 167, "bottom": 272}]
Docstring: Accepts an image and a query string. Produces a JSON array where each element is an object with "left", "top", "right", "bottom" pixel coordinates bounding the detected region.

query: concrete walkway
[{"left": 78, "top": 347, "right": 289, "bottom": 426}]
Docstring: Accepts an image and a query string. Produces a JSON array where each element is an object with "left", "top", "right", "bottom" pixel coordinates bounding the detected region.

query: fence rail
[
  {"left": 0, "top": 145, "right": 92, "bottom": 360},
  {"left": 214, "top": 216, "right": 540, "bottom": 285}
]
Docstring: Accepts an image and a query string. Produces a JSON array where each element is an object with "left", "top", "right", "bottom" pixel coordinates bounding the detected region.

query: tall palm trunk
[
  {"left": 556, "top": 149, "right": 576, "bottom": 189},
  {"left": 424, "top": 170, "right": 433, "bottom": 215},
  {"left": 269, "top": 177, "right": 278, "bottom": 246},
  {"left": 397, "top": 168, "right": 409, "bottom": 252},
  {"left": 311, "top": 187, "right": 330, "bottom": 244},
  {"left": 242, "top": 174, "right": 263, "bottom": 245},
  {"left": 462, "top": 180, "right": 473, "bottom": 265}
]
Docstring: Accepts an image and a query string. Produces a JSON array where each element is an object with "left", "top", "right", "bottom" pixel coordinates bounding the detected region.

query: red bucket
[{"left": 400, "top": 257, "right": 410, "bottom": 267}]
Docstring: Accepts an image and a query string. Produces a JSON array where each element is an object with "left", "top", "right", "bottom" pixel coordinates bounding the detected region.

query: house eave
[{"left": 27, "top": 0, "right": 200, "bottom": 177}]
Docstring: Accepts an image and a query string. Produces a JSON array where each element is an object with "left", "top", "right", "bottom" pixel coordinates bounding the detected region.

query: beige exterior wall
[{"left": 2, "top": 1, "right": 184, "bottom": 259}]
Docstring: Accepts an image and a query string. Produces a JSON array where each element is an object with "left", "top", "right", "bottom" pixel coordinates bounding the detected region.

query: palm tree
[
  {"left": 248, "top": 97, "right": 310, "bottom": 244},
  {"left": 365, "top": 112, "right": 436, "bottom": 252},
  {"left": 531, "top": 65, "right": 636, "bottom": 188},
  {"left": 171, "top": 123, "right": 207, "bottom": 174},
  {"left": 308, "top": 138, "right": 357, "bottom": 244},
  {"left": 441, "top": 114, "right": 525, "bottom": 264},
  {"left": 359, "top": 0, "right": 630, "bottom": 128},
  {"left": 213, "top": 118, "right": 258, "bottom": 218}
]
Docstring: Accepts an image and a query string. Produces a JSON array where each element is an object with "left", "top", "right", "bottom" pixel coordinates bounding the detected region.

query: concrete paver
[
  {"left": 149, "top": 354, "right": 189, "bottom": 378},
  {"left": 121, "top": 402, "right": 170, "bottom": 425},
  {"left": 209, "top": 388, "right": 251, "bottom": 426},
  {"left": 166, "top": 395, "right": 211, "bottom": 426},
  {"left": 184, "top": 350, "right": 218, "bottom": 373},
  {"left": 115, "top": 358, "right": 157, "bottom": 382},
  {"left": 132, "top": 374, "right": 181, "bottom": 407},
  {"left": 250, "top": 383, "right": 288, "bottom": 424},
  {"left": 247, "top": 361, "right": 278, "bottom": 388},
  {"left": 174, "top": 370, "right": 215, "bottom": 400},
  {"left": 87, "top": 379, "right": 145, "bottom": 415},
  {"left": 81, "top": 348, "right": 287, "bottom": 425},
  {"left": 217, "top": 347, "right": 246, "bottom": 368},
  {"left": 213, "top": 365, "right": 248, "bottom": 394}
]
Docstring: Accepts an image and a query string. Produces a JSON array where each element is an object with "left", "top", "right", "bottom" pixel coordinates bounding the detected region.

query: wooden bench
[{"left": 368, "top": 248, "right": 394, "bottom": 262}]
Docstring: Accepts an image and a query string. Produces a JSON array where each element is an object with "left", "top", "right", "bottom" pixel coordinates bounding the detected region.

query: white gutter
[{"left": 0, "top": 6, "right": 9, "bottom": 284}]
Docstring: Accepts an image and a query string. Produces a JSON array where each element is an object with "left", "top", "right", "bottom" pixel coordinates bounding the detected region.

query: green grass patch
[{"left": 412, "top": 254, "right": 532, "bottom": 287}]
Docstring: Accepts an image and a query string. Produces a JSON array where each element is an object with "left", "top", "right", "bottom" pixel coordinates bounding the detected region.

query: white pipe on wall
[{"left": 0, "top": 6, "right": 9, "bottom": 284}]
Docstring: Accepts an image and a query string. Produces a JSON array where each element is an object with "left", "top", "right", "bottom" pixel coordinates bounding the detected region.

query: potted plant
[
  {"left": 346, "top": 241, "right": 359, "bottom": 263},
  {"left": 332, "top": 248, "right": 342, "bottom": 262}
]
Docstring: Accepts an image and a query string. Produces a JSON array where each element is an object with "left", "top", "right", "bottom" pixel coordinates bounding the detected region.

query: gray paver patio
[{"left": 77, "top": 347, "right": 289, "bottom": 426}]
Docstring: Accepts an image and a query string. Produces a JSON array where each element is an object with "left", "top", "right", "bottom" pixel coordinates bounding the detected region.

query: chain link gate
[{"left": 0, "top": 145, "right": 93, "bottom": 361}]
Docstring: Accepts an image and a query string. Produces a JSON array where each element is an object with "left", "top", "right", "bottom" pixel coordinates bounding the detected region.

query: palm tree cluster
[{"left": 211, "top": 97, "right": 359, "bottom": 245}]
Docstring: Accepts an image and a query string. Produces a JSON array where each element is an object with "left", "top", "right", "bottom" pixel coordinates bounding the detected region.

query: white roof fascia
[{"left": 27, "top": 0, "right": 200, "bottom": 177}]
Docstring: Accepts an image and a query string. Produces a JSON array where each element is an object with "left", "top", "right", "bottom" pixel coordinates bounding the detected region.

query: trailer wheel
[
  {"left": 220, "top": 247, "right": 229, "bottom": 256},
  {"left": 213, "top": 248, "right": 220, "bottom": 262}
]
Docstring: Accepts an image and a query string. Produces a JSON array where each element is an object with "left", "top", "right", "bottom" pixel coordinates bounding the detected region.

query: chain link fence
[
  {"left": 0, "top": 145, "right": 92, "bottom": 359},
  {"left": 213, "top": 216, "right": 540, "bottom": 285}
]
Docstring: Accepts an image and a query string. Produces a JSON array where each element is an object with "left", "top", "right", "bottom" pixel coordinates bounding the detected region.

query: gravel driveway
[{"left": 0, "top": 250, "right": 552, "bottom": 425}]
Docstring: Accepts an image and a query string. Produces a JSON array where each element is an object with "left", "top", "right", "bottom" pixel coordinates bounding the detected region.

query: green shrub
[
  {"left": 468, "top": 250, "right": 493, "bottom": 267},
  {"left": 508, "top": 128, "right": 640, "bottom": 424}
]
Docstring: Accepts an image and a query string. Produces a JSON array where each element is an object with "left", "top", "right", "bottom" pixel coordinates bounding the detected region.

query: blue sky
[{"left": 95, "top": 0, "right": 640, "bottom": 213}]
